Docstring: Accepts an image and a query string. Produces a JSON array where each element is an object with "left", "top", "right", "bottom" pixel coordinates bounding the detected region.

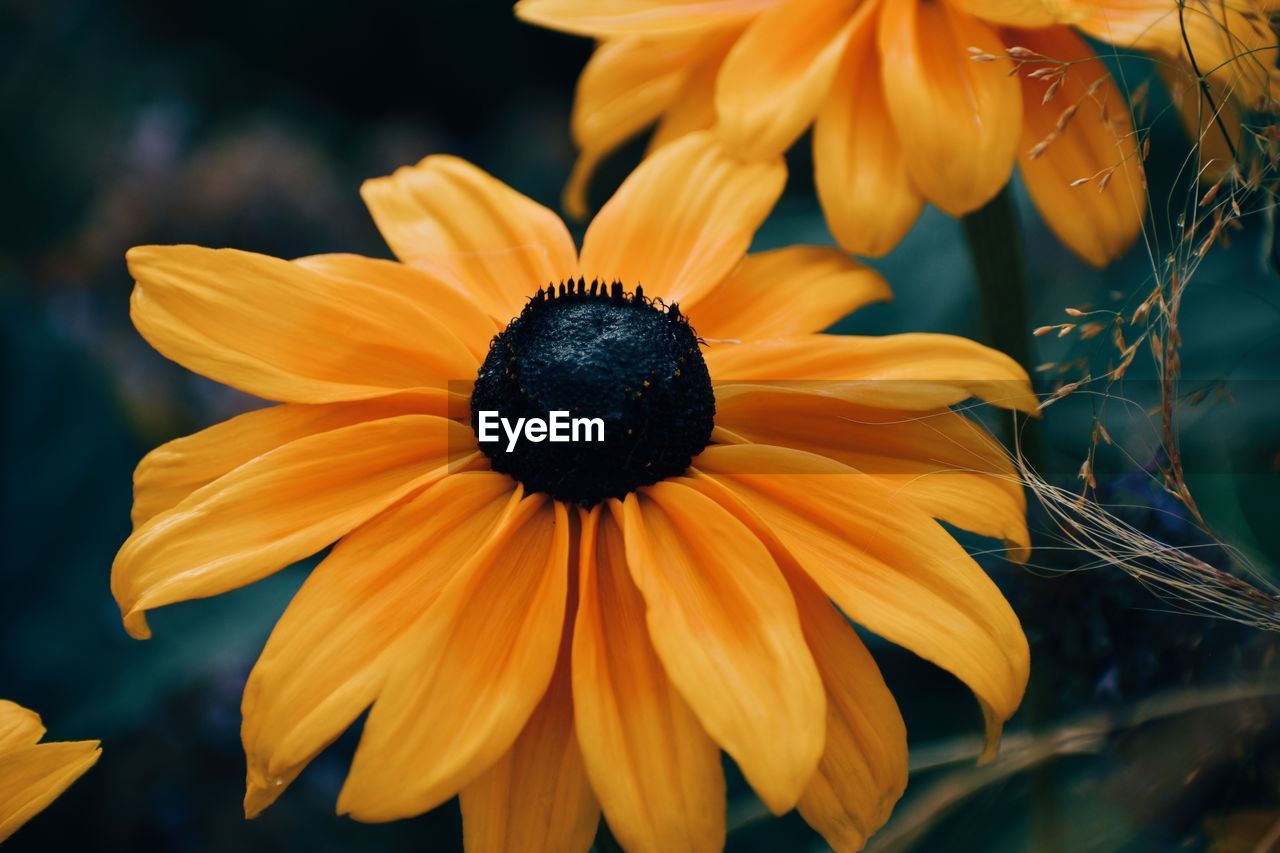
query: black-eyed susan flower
[
  {"left": 517, "top": 0, "right": 1278, "bottom": 266},
  {"left": 0, "top": 700, "right": 100, "bottom": 843},
  {"left": 113, "top": 131, "right": 1035, "bottom": 853}
]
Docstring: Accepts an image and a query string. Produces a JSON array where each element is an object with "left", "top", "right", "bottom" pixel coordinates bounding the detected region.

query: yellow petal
[
  {"left": 241, "top": 473, "right": 519, "bottom": 817},
  {"left": 0, "top": 741, "right": 101, "bottom": 843},
  {"left": 814, "top": 1, "right": 924, "bottom": 257},
  {"left": 1015, "top": 27, "right": 1145, "bottom": 267},
  {"left": 573, "top": 506, "right": 726, "bottom": 853},
  {"left": 1074, "top": 0, "right": 1277, "bottom": 110},
  {"left": 1162, "top": 64, "right": 1243, "bottom": 182},
  {"left": 692, "top": 247, "right": 890, "bottom": 341},
  {"left": 338, "top": 497, "right": 570, "bottom": 821},
  {"left": 112, "top": 414, "right": 476, "bottom": 640},
  {"left": 949, "top": 0, "right": 1071, "bottom": 27},
  {"left": 127, "top": 246, "right": 478, "bottom": 403},
  {"left": 878, "top": 0, "right": 1022, "bottom": 215},
  {"left": 579, "top": 131, "right": 785, "bottom": 308},
  {"left": 131, "top": 392, "right": 452, "bottom": 529},
  {"left": 0, "top": 701, "right": 44, "bottom": 753},
  {"left": 361, "top": 156, "right": 579, "bottom": 322},
  {"left": 565, "top": 35, "right": 704, "bottom": 219},
  {"left": 516, "top": 0, "right": 773, "bottom": 37},
  {"left": 712, "top": 385, "right": 1029, "bottom": 559},
  {"left": 703, "top": 333, "right": 1038, "bottom": 412},
  {"left": 646, "top": 30, "right": 737, "bottom": 151},
  {"left": 694, "top": 444, "right": 1029, "bottom": 759},
  {"left": 616, "top": 482, "right": 825, "bottom": 813},
  {"left": 715, "top": 0, "right": 861, "bottom": 159},
  {"left": 791, "top": 574, "right": 907, "bottom": 853},
  {"left": 460, "top": 586, "right": 599, "bottom": 853}
]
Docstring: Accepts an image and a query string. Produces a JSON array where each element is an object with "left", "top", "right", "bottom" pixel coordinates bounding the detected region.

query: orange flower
[
  {"left": 113, "top": 132, "right": 1035, "bottom": 852},
  {"left": 0, "top": 701, "right": 100, "bottom": 843},
  {"left": 518, "top": 0, "right": 1279, "bottom": 266}
]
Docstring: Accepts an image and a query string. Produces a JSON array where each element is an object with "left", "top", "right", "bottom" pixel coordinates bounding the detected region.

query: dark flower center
[{"left": 470, "top": 279, "right": 715, "bottom": 505}]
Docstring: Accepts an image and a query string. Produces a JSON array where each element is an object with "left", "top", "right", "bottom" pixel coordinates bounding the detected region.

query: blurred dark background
[{"left": 4, "top": 1, "right": 1280, "bottom": 851}]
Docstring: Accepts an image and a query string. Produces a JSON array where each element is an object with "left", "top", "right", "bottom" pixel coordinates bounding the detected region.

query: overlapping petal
[
  {"left": 815, "top": 1, "right": 924, "bottom": 257},
  {"left": 691, "top": 247, "right": 890, "bottom": 341},
  {"left": 573, "top": 506, "right": 726, "bottom": 853},
  {"left": 515, "top": 0, "right": 775, "bottom": 37},
  {"left": 362, "top": 156, "right": 579, "bottom": 322},
  {"left": 0, "top": 702, "right": 44, "bottom": 752},
  {"left": 615, "top": 482, "right": 825, "bottom": 814},
  {"left": 242, "top": 473, "right": 519, "bottom": 817},
  {"left": 951, "top": 0, "right": 1074, "bottom": 27},
  {"left": 693, "top": 445, "right": 1030, "bottom": 758},
  {"left": 878, "top": 0, "right": 1022, "bottom": 214},
  {"left": 112, "top": 414, "right": 477, "bottom": 640},
  {"left": 0, "top": 707, "right": 100, "bottom": 845},
  {"left": 338, "top": 497, "right": 570, "bottom": 821},
  {"left": 579, "top": 131, "right": 786, "bottom": 308}
]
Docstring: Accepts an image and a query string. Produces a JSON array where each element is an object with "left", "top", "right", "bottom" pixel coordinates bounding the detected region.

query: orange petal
[
  {"left": 790, "top": 574, "right": 907, "bottom": 853},
  {"left": 878, "top": 0, "right": 1022, "bottom": 215},
  {"left": 949, "top": 0, "right": 1070, "bottom": 27},
  {"left": 459, "top": 569, "right": 599, "bottom": 853},
  {"left": 1014, "top": 27, "right": 1145, "bottom": 267},
  {"left": 565, "top": 35, "right": 704, "bottom": 219},
  {"left": 241, "top": 473, "right": 519, "bottom": 817},
  {"left": 715, "top": 0, "right": 861, "bottom": 159},
  {"left": 515, "top": 0, "right": 773, "bottom": 37},
  {"left": 646, "top": 30, "right": 737, "bottom": 151},
  {"left": 712, "top": 385, "right": 1029, "bottom": 560},
  {"left": 112, "top": 415, "right": 476, "bottom": 640},
  {"left": 573, "top": 506, "right": 726, "bottom": 853},
  {"left": 693, "top": 444, "right": 1029, "bottom": 759},
  {"left": 127, "top": 246, "right": 478, "bottom": 403},
  {"left": 131, "top": 392, "right": 452, "bottom": 529},
  {"left": 692, "top": 247, "right": 890, "bottom": 341},
  {"left": 579, "top": 131, "right": 785, "bottom": 308},
  {"left": 1162, "top": 64, "right": 1244, "bottom": 182},
  {"left": 703, "top": 333, "right": 1037, "bottom": 412},
  {"left": 361, "top": 156, "right": 578, "bottom": 322},
  {"left": 338, "top": 498, "right": 570, "bottom": 821},
  {"left": 0, "top": 702, "right": 45, "bottom": 753},
  {"left": 0, "top": 741, "right": 101, "bottom": 843},
  {"left": 616, "top": 482, "right": 825, "bottom": 813},
  {"left": 814, "top": 0, "right": 924, "bottom": 257}
]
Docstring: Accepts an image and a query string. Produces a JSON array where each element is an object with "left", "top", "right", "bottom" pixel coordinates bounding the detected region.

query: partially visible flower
[
  {"left": 518, "top": 0, "right": 1278, "bottom": 266},
  {"left": 0, "top": 700, "right": 101, "bottom": 843},
  {"left": 113, "top": 132, "right": 1034, "bottom": 852}
]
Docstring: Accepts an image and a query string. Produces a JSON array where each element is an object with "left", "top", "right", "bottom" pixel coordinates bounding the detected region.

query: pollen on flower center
[{"left": 470, "top": 279, "right": 715, "bottom": 505}]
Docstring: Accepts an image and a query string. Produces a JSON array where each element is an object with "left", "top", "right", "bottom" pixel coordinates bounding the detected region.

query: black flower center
[{"left": 470, "top": 279, "right": 715, "bottom": 505}]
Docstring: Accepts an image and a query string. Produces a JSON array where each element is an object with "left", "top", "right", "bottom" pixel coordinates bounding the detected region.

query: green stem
[{"left": 962, "top": 185, "right": 1060, "bottom": 853}]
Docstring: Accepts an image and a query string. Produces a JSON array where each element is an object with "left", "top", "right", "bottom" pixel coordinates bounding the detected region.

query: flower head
[
  {"left": 518, "top": 0, "right": 1279, "bottom": 266},
  {"left": 0, "top": 700, "right": 100, "bottom": 843},
  {"left": 114, "top": 132, "right": 1035, "bottom": 852}
]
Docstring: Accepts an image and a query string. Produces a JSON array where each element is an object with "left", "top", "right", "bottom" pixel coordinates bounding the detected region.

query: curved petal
[
  {"left": 814, "top": 2, "right": 924, "bottom": 258},
  {"left": 878, "top": 0, "right": 1022, "bottom": 215},
  {"left": 647, "top": 30, "right": 738, "bottom": 151},
  {"left": 361, "top": 156, "right": 579, "bottom": 322},
  {"left": 241, "top": 473, "right": 519, "bottom": 817},
  {"left": 692, "top": 445, "right": 1030, "bottom": 758},
  {"left": 112, "top": 414, "right": 477, "bottom": 640},
  {"left": 692, "top": 247, "right": 890, "bottom": 341},
  {"left": 1162, "top": 64, "right": 1243, "bottom": 182},
  {"left": 460, "top": 580, "right": 599, "bottom": 853},
  {"left": 515, "top": 0, "right": 774, "bottom": 37},
  {"left": 0, "top": 702, "right": 44, "bottom": 753},
  {"left": 565, "top": 35, "right": 703, "bottom": 219},
  {"left": 790, "top": 574, "right": 907, "bottom": 853},
  {"left": 338, "top": 497, "right": 570, "bottom": 821},
  {"left": 704, "top": 334, "right": 1038, "bottom": 413},
  {"left": 573, "top": 506, "right": 725, "bottom": 853},
  {"left": 127, "top": 246, "right": 478, "bottom": 403},
  {"left": 712, "top": 385, "right": 1029, "bottom": 559},
  {"left": 949, "top": 0, "right": 1071, "bottom": 27},
  {"left": 0, "top": 741, "right": 101, "bottom": 843},
  {"left": 714, "top": 0, "right": 861, "bottom": 159},
  {"left": 1014, "top": 27, "right": 1145, "bottom": 267},
  {"left": 131, "top": 392, "right": 453, "bottom": 529},
  {"left": 616, "top": 482, "right": 825, "bottom": 814},
  {"left": 579, "top": 131, "right": 786, "bottom": 309}
]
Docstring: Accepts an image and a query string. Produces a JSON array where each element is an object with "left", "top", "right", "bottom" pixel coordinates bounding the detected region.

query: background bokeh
[{"left": 3, "top": 1, "right": 1280, "bottom": 850}]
